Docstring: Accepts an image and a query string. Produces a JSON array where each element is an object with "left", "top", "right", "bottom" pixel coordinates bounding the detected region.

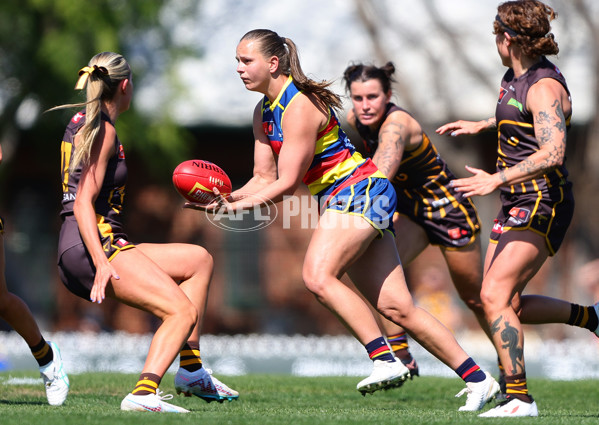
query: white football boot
[
  {"left": 121, "top": 390, "right": 189, "bottom": 413},
  {"left": 39, "top": 341, "right": 69, "bottom": 406},
  {"left": 456, "top": 371, "right": 500, "bottom": 411},
  {"left": 479, "top": 396, "right": 539, "bottom": 417},
  {"left": 356, "top": 359, "right": 410, "bottom": 395},
  {"left": 175, "top": 367, "right": 239, "bottom": 402}
]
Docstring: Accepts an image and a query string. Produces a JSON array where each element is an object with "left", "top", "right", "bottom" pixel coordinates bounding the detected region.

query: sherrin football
[{"left": 172, "top": 159, "right": 232, "bottom": 203}]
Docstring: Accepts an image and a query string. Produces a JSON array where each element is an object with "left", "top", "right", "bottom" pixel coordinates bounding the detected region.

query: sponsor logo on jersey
[
  {"left": 72, "top": 112, "right": 84, "bottom": 123},
  {"left": 448, "top": 227, "right": 468, "bottom": 240},
  {"left": 507, "top": 98, "right": 523, "bottom": 112},
  {"left": 451, "top": 236, "right": 471, "bottom": 246},
  {"left": 508, "top": 207, "right": 530, "bottom": 225},
  {"left": 498, "top": 87, "right": 508, "bottom": 104},
  {"left": 431, "top": 197, "right": 450, "bottom": 208},
  {"left": 118, "top": 144, "right": 125, "bottom": 159},
  {"left": 116, "top": 238, "right": 129, "bottom": 248},
  {"left": 263, "top": 121, "right": 275, "bottom": 136},
  {"left": 492, "top": 219, "right": 504, "bottom": 235}
]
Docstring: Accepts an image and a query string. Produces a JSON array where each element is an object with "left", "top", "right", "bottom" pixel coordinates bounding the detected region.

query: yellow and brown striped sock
[
  {"left": 131, "top": 373, "right": 161, "bottom": 396},
  {"left": 387, "top": 332, "right": 411, "bottom": 362},
  {"left": 180, "top": 341, "right": 203, "bottom": 372},
  {"left": 567, "top": 304, "right": 599, "bottom": 331},
  {"left": 505, "top": 373, "right": 533, "bottom": 403},
  {"left": 30, "top": 338, "right": 53, "bottom": 367}
]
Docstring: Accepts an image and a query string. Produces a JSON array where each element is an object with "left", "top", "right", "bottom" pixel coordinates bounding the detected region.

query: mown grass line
[{"left": 0, "top": 372, "right": 597, "bottom": 424}]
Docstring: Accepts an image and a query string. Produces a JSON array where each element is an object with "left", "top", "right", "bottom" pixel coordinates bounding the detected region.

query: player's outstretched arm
[{"left": 436, "top": 117, "right": 496, "bottom": 137}]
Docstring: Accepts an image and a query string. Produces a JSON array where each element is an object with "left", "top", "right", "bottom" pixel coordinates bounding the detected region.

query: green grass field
[{"left": 0, "top": 372, "right": 597, "bottom": 424}]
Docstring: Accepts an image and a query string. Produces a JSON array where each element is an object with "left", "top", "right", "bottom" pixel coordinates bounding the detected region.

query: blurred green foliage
[{"left": 0, "top": 0, "right": 196, "bottom": 182}]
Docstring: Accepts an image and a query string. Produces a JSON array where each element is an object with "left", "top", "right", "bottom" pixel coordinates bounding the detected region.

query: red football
[{"left": 172, "top": 159, "right": 232, "bottom": 203}]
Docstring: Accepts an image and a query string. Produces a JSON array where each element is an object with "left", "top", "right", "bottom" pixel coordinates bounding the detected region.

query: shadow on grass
[{"left": 0, "top": 399, "right": 45, "bottom": 406}]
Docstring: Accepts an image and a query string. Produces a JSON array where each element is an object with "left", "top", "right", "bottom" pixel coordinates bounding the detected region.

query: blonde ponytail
[{"left": 47, "top": 52, "right": 130, "bottom": 172}]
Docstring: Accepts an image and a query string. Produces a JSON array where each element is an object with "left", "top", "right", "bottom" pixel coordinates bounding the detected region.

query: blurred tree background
[{"left": 0, "top": 0, "right": 598, "bottom": 338}]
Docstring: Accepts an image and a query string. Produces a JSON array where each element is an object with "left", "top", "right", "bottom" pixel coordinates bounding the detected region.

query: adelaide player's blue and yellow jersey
[{"left": 261, "top": 76, "right": 385, "bottom": 208}]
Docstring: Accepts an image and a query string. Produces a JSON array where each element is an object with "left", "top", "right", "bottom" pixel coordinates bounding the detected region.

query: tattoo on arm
[
  {"left": 532, "top": 99, "right": 566, "bottom": 172},
  {"left": 510, "top": 100, "right": 567, "bottom": 180},
  {"left": 373, "top": 122, "right": 404, "bottom": 178},
  {"left": 499, "top": 170, "right": 507, "bottom": 184}
]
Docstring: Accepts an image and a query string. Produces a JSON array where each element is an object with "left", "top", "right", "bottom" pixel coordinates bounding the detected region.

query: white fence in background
[{"left": 1, "top": 331, "right": 598, "bottom": 380}]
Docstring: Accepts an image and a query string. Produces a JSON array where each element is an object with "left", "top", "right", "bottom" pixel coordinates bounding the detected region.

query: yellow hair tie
[{"left": 74, "top": 65, "right": 108, "bottom": 90}]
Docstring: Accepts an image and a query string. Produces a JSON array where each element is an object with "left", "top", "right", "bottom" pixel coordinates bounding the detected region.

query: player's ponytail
[
  {"left": 47, "top": 52, "right": 131, "bottom": 172},
  {"left": 240, "top": 29, "right": 342, "bottom": 111}
]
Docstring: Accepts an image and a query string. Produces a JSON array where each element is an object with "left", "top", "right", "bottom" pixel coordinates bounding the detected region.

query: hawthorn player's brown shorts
[
  {"left": 58, "top": 217, "right": 135, "bottom": 300},
  {"left": 489, "top": 182, "right": 574, "bottom": 256},
  {"left": 0, "top": 215, "right": 4, "bottom": 234},
  {"left": 394, "top": 170, "right": 481, "bottom": 250}
]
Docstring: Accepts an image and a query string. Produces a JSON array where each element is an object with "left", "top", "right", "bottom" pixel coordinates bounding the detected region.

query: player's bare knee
[
  {"left": 378, "top": 304, "right": 409, "bottom": 325},
  {"left": 480, "top": 282, "right": 508, "bottom": 317},
  {"left": 175, "top": 300, "right": 198, "bottom": 333},
  {"left": 302, "top": 270, "right": 329, "bottom": 299},
  {"left": 458, "top": 292, "right": 484, "bottom": 315},
  {"left": 196, "top": 246, "right": 213, "bottom": 268}
]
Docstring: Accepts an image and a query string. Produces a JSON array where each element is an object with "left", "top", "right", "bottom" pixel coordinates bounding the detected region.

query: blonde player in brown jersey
[
  {"left": 50, "top": 52, "right": 237, "bottom": 413},
  {"left": 0, "top": 145, "right": 69, "bottom": 405},
  {"left": 437, "top": 0, "right": 598, "bottom": 417},
  {"left": 344, "top": 62, "right": 489, "bottom": 383}
]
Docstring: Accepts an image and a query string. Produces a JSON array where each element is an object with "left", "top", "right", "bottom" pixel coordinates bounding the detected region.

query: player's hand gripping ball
[{"left": 172, "top": 159, "right": 232, "bottom": 204}]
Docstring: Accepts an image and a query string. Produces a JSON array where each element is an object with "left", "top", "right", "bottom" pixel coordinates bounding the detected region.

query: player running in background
[
  {"left": 189, "top": 28, "right": 500, "bottom": 411},
  {"left": 0, "top": 145, "right": 69, "bottom": 406},
  {"left": 437, "top": 0, "right": 598, "bottom": 417},
  {"left": 49, "top": 52, "right": 237, "bottom": 413},
  {"left": 343, "top": 61, "right": 490, "bottom": 380}
]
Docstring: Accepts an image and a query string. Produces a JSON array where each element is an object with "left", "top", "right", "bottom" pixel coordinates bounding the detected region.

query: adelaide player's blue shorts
[{"left": 324, "top": 177, "right": 397, "bottom": 237}]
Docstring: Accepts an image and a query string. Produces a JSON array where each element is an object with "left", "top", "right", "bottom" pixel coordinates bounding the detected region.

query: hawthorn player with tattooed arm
[{"left": 437, "top": 0, "right": 598, "bottom": 417}]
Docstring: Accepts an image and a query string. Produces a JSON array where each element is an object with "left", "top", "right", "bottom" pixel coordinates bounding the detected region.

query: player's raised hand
[
  {"left": 436, "top": 119, "right": 493, "bottom": 136},
  {"left": 450, "top": 165, "right": 501, "bottom": 198}
]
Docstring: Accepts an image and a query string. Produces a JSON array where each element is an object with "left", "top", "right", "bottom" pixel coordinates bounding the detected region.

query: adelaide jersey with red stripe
[{"left": 261, "top": 76, "right": 385, "bottom": 207}]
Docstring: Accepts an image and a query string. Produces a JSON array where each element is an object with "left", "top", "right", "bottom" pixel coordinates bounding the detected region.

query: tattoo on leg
[
  {"left": 490, "top": 316, "right": 502, "bottom": 335},
  {"left": 490, "top": 315, "right": 524, "bottom": 374}
]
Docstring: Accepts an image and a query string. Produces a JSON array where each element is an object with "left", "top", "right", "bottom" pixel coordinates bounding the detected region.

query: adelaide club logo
[{"left": 204, "top": 192, "right": 278, "bottom": 232}]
